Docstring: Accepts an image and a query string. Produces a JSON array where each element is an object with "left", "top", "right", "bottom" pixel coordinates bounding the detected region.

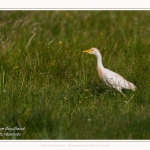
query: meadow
[{"left": 0, "top": 11, "right": 150, "bottom": 139}]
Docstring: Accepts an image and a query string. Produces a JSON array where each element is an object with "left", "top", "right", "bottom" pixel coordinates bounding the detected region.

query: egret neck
[{"left": 96, "top": 51, "right": 104, "bottom": 69}]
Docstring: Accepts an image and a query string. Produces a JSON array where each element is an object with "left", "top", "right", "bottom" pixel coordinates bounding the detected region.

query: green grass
[{"left": 0, "top": 11, "right": 150, "bottom": 139}]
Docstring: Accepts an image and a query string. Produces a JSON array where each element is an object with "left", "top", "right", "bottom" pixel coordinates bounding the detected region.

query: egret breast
[{"left": 97, "top": 67, "right": 104, "bottom": 81}]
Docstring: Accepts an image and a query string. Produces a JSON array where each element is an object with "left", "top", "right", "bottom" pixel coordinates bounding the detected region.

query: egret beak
[{"left": 83, "top": 50, "right": 92, "bottom": 53}]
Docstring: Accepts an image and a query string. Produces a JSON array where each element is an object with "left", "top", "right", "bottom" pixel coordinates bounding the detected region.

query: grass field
[{"left": 0, "top": 11, "right": 150, "bottom": 139}]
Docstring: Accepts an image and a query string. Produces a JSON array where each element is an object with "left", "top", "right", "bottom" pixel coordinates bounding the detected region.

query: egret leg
[
  {"left": 121, "top": 92, "right": 126, "bottom": 97},
  {"left": 118, "top": 89, "right": 126, "bottom": 97}
]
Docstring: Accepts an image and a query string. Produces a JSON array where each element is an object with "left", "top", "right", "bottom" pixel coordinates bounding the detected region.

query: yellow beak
[{"left": 83, "top": 50, "right": 92, "bottom": 53}]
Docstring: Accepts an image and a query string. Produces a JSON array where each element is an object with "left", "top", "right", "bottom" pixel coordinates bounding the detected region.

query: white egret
[{"left": 83, "top": 48, "right": 136, "bottom": 94}]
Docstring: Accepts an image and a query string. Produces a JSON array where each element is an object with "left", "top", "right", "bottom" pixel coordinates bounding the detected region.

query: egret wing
[{"left": 104, "top": 69, "right": 133, "bottom": 90}]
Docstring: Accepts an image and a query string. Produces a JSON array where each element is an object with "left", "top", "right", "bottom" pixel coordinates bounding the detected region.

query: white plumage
[{"left": 83, "top": 48, "right": 136, "bottom": 94}]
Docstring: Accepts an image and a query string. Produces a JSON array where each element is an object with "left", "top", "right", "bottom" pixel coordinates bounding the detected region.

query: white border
[
  {"left": 0, "top": 140, "right": 150, "bottom": 150},
  {"left": 0, "top": 0, "right": 150, "bottom": 9}
]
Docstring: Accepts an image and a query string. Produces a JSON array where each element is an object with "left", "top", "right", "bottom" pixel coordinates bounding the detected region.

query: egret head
[{"left": 83, "top": 48, "right": 100, "bottom": 56}]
